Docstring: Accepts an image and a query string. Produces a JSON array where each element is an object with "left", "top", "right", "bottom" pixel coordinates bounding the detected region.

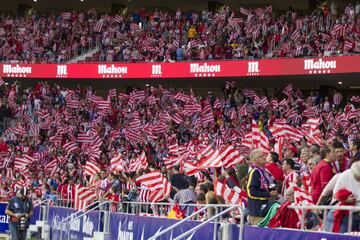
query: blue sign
[
  {"left": 49, "top": 206, "right": 100, "bottom": 240},
  {"left": 0, "top": 202, "right": 39, "bottom": 233},
  {"left": 109, "top": 213, "right": 216, "bottom": 240},
  {"left": 240, "top": 226, "right": 360, "bottom": 240}
]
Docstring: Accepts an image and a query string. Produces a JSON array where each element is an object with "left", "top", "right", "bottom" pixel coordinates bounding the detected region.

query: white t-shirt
[{"left": 333, "top": 169, "right": 360, "bottom": 206}]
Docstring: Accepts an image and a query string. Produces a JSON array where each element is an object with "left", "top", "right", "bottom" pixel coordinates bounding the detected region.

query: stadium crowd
[
  {"left": 0, "top": 78, "right": 359, "bottom": 233},
  {"left": 0, "top": 2, "right": 360, "bottom": 63}
]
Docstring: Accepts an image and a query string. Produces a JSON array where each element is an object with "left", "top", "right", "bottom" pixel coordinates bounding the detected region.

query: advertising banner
[
  {"left": 0, "top": 202, "right": 39, "bottom": 233},
  {"left": 49, "top": 207, "right": 100, "bottom": 240},
  {"left": 1, "top": 56, "right": 359, "bottom": 79},
  {"left": 109, "top": 213, "right": 215, "bottom": 240}
]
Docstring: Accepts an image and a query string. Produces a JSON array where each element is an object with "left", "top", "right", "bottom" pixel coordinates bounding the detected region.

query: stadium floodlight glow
[
  {"left": 338, "top": 81, "right": 343, "bottom": 85},
  {"left": 145, "top": 84, "right": 150, "bottom": 87},
  {"left": 33, "top": 0, "right": 37, "bottom": 2}
]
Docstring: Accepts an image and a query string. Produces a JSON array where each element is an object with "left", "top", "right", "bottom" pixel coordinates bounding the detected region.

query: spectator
[
  {"left": 325, "top": 158, "right": 360, "bottom": 233},
  {"left": 349, "top": 138, "right": 360, "bottom": 159},
  {"left": 310, "top": 145, "right": 337, "bottom": 203},
  {"left": 281, "top": 158, "right": 298, "bottom": 197},
  {"left": 246, "top": 149, "right": 278, "bottom": 225},
  {"left": 265, "top": 152, "right": 284, "bottom": 183},
  {"left": 169, "top": 165, "right": 189, "bottom": 198},
  {"left": 174, "top": 177, "right": 197, "bottom": 216},
  {"left": 333, "top": 141, "right": 348, "bottom": 173}
]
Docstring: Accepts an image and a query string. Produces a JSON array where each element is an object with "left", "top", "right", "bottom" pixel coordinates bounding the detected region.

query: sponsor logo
[
  {"left": 56, "top": 65, "right": 68, "bottom": 78},
  {"left": 118, "top": 221, "right": 133, "bottom": 240},
  {"left": 304, "top": 58, "right": 336, "bottom": 74},
  {"left": 82, "top": 215, "right": 94, "bottom": 236},
  {"left": 3, "top": 64, "right": 31, "bottom": 77},
  {"left": 190, "top": 63, "right": 220, "bottom": 77},
  {"left": 247, "top": 61, "right": 260, "bottom": 76},
  {"left": 0, "top": 214, "right": 9, "bottom": 223},
  {"left": 151, "top": 64, "right": 162, "bottom": 77},
  {"left": 98, "top": 64, "right": 128, "bottom": 78}
]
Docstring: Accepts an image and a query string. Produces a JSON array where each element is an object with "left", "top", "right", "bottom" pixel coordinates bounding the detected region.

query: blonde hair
[{"left": 249, "top": 149, "right": 264, "bottom": 163}]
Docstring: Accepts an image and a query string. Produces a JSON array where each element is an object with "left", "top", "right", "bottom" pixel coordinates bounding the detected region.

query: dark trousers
[{"left": 9, "top": 223, "right": 27, "bottom": 240}]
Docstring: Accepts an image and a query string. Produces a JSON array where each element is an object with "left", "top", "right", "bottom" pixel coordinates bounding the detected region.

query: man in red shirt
[
  {"left": 0, "top": 138, "right": 8, "bottom": 153},
  {"left": 310, "top": 145, "right": 337, "bottom": 203},
  {"left": 265, "top": 152, "right": 284, "bottom": 182}
]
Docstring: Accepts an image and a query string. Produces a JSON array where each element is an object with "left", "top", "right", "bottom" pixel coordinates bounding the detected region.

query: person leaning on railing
[{"left": 246, "top": 149, "right": 278, "bottom": 226}]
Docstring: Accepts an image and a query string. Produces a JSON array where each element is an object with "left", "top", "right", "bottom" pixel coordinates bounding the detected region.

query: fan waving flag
[
  {"left": 74, "top": 185, "right": 98, "bottom": 211},
  {"left": 136, "top": 171, "right": 171, "bottom": 202},
  {"left": 214, "top": 180, "right": 247, "bottom": 207},
  {"left": 84, "top": 160, "right": 100, "bottom": 176}
]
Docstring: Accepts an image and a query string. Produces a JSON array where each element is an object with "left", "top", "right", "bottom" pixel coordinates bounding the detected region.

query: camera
[{"left": 19, "top": 216, "right": 27, "bottom": 231}]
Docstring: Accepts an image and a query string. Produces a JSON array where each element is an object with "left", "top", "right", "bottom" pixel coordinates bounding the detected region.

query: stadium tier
[
  {"left": 0, "top": 3, "right": 359, "bottom": 63},
  {"left": 0, "top": 2, "right": 360, "bottom": 240}
]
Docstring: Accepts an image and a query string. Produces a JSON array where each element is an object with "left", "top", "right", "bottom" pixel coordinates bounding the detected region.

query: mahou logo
[
  {"left": 3, "top": 64, "right": 32, "bottom": 77},
  {"left": 190, "top": 63, "right": 220, "bottom": 77},
  {"left": 98, "top": 64, "right": 128, "bottom": 78},
  {"left": 56, "top": 65, "right": 68, "bottom": 78},
  {"left": 304, "top": 58, "right": 337, "bottom": 74},
  {"left": 151, "top": 64, "right": 162, "bottom": 77},
  {"left": 247, "top": 61, "right": 260, "bottom": 76}
]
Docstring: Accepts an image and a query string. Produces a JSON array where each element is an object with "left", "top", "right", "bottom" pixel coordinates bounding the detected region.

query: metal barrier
[
  {"left": 58, "top": 200, "right": 111, "bottom": 240},
  {"left": 173, "top": 205, "right": 244, "bottom": 240},
  {"left": 288, "top": 205, "right": 360, "bottom": 233},
  {"left": 121, "top": 201, "right": 244, "bottom": 240}
]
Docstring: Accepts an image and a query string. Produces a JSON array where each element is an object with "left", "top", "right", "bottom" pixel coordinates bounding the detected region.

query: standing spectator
[
  {"left": 333, "top": 90, "right": 343, "bottom": 108},
  {"left": 174, "top": 177, "right": 197, "bottom": 216},
  {"left": 281, "top": 158, "right": 298, "bottom": 196},
  {"left": 169, "top": 165, "right": 189, "bottom": 198},
  {"left": 332, "top": 141, "right": 348, "bottom": 173},
  {"left": 349, "top": 138, "right": 360, "bottom": 159},
  {"left": 310, "top": 145, "right": 336, "bottom": 203},
  {"left": 246, "top": 149, "right": 278, "bottom": 225},
  {"left": 265, "top": 152, "right": 284, "bottom": 183}
]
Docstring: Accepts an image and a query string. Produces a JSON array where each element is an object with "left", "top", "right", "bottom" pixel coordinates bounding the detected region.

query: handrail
[
  {"left": 287, "top": 205, "right": 360, "bottom": 211},
  {"left": 58, "top": 200, "right": 111, "bottom": 240},
  {"left": 121, "top": 201, "right": 234, "bottom": 208},
  {"left": 288, "top": 204, "right": 360, "bottom": 233},
  {"left": 148, "top": 206, "right": 212, "bottom": 240},
  {"left": 59, "top": 200, "right": 109, "bottom": 224},
  {"left": 173, "top": 205, "right": 243, "bottom": 240},
  {"left": 65, "top": 200, "right": 111, "bottom": 224}
]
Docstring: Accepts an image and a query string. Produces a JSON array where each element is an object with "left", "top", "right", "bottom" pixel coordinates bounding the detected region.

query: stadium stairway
[{"left": 66, "top": 47, "right": 99, "bottom": 63}]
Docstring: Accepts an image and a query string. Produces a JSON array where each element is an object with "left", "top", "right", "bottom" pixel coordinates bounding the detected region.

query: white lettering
[
  {"left": 82, "top": 215, "right": 94, "bottom": 236},
  {"left": 0, "top": 215, "right": 9, "bottom": 223},
  {"left": 98, "top": 64, "right": 128, "bottom": 74},
  {"left": 248, "top": 61, "right": 259, "bottom": 73},
  {"left": 152, "top": 65, "right": 162, "bottom": 75},
  {"left": 57, "top": 65, "right": 68, "bottom": 76},
  {"left": 304, "top": 59, "right": 337, "bottom": 70},
  {"left": 3, "top": 64, "right": 32, "bottom": 74},
  {"left": 190, "top": 63, "right": 221, "bottom": 73}
]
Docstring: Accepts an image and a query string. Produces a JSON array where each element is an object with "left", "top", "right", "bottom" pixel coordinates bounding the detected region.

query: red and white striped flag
[
  {"left": 128, "top": 151, "right": 148, "bottom": 172},
  {"left": 136, "top": 171, "right": 171, "bottom": 202},
  {"left": 74, "top": 185, "right": 98, "bottom": 211},
  {"left": 0, "top": 28, "right": 6, "bottom": 36},
  {"left": 214, "top": 180, "right": 247, "bottom": 207},
  {"left": 130, "top": 23, "right": 140, "bottom": 32},
  {"left": 94, "top": 20, "right": 104, "bottom": 32},
  {"left": 114, "top": 15, "right": 124, "bottom": 23},
  {"left": 0, "top": 77, "right": 4, "bottom": 87},
  {"left": 293, "top": 187, "right": 314, "bottom": 220},
  {"left": 84, "top": 160, "right": 100, "bottom": 176},
  {"left": 61, "top": 12, "right": 72, "bottom": 20},
  {"left": 110, "top": 153, "right": 125, "bottom": 172}
]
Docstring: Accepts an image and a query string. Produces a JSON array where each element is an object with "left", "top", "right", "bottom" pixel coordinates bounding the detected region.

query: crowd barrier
[{"left": 1, "top": 200, "right": 360, "bottom": 240}]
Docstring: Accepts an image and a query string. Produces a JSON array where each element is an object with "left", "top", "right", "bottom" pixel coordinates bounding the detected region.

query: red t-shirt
[
  {"left": 266, "top": 163, "right": 284, "bottom": 182},
  {"left": 310, "top": 159, "right": 335, "bottom": 203},
  {"left": 107, "top": 194, "right": 119, "bottom": 212}
]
